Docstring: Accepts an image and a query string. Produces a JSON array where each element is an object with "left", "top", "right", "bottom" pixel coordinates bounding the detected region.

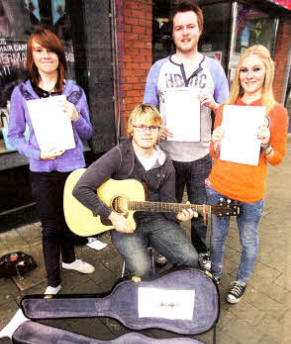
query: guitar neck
[{"left": 128, "top": 201, "right": 211, "bottom": 214}]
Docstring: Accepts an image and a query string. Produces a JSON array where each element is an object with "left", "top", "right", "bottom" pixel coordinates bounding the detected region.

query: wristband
[{"left": 263, "top": 144, "right": 273, "bottom": 156}]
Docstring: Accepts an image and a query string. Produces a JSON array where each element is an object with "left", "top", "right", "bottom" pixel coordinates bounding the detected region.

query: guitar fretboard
[{"left": 128, "top": 201, "right": 211, "bottom": 213}]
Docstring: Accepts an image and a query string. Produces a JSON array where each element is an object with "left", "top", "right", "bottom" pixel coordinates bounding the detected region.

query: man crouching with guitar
[{"left": 73, "top": 104, "right": 198, "bottom": 277}]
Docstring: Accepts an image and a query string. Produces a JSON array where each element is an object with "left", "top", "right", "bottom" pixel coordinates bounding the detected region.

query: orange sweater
[{"left": 209, "top": 98, "right": 288, "bottom": 203}]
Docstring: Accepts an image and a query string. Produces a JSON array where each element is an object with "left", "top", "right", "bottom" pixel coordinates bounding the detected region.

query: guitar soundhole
[{"left": 112, "top": 196, "right": 128, "bottom": 215}]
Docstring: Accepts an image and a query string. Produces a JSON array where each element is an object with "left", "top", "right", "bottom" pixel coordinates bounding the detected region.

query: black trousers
[{"left": 30, "top": 171, "right": 75, "bottom": 287}]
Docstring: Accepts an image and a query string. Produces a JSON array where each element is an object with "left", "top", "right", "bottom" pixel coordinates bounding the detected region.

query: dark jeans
[
  {"left": 173, "top": 154, "right": 212, "bottom": 254},
  {"left": 112, "top": 216, "right": 198, "bottom": 277},
  {"left": 31, "top": 171, "right": 76, "bottom": 287}
]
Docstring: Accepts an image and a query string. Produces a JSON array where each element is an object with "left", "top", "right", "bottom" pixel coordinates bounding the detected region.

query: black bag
[{"left": 0, "top": 251, "right": 37, "bottom": 278}]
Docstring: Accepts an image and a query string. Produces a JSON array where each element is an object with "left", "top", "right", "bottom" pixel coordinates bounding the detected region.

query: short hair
[
  {"left": 127, "top": 104, "right": 162, "bottom": 138},
  {"left": 227, "top": 44, "right": 276, "bottom": 113},
  {"left": 170, "top": 0, "right": 203, "bottom": 33},
  {"left": 26, "top": 28, "right": 67, "bottom": 91}
]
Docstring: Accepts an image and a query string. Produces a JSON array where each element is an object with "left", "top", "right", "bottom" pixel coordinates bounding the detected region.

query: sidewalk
[{"left": 0, "top": 138, "right": 291, "bottom": 344}]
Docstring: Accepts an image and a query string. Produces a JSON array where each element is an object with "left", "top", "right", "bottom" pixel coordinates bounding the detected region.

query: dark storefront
[{"left": 0, "top": 0, "right": 117, "bottom": 230}]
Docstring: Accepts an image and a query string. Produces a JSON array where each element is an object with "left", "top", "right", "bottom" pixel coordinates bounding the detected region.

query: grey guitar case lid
[{"left": 20, "top": 268, "right": 220, "bottom": 343}]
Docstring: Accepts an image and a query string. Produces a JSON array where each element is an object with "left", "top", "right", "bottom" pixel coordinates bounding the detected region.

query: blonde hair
[
  {"left": 127, "top": 104, "right": 162, "bottom": 137},
  {"left": 227, "top": 45, "right": 276, "bottom": 113}
]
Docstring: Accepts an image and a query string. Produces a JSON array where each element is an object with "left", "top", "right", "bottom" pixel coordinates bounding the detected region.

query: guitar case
[
  {"left": 20, "top": 269, "right": 219, "bottom": 343},
  {"left": 12, "top": 321, "right": 203, "bottom": 344}
]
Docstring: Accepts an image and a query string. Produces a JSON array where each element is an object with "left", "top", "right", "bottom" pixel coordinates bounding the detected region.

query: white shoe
[
  {"left": 62, "top": 259, "right": 95, "bottom": 274},
  {"left": 44, "top": 285, "right": 62, "bottom": 295},
  {"left": 0, "top": 308, "right": 28, "bottom": 339}
]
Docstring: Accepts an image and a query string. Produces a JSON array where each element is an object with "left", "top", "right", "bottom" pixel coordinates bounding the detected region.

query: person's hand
[
  {"left": 40, "top": 148, "right": 65, "bottom": 160},
  {"left": 258, "top": 118, "right": 270, "bottom": 146},
  {"left": 159, "top": 126, "right": 173, "bottom": 140},
  {"left": 176, "top": 202, "right": 198, "bottom": 222},
  {"left": 108, "top": 211, "right": 133, "bottom": 233},
  {"left": 212, "top": 126, "right": 224, "bottom": 142},
  {"left": 57, "top": 99, "right": 79, "bottom": 121},
  {"left": 200, "top": 93, "right": 219, "bottom": 111}
]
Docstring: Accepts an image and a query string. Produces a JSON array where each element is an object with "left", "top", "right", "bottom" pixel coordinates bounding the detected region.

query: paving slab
[{"left": 0, "top": 137, "right": 290, "bottom": 343}]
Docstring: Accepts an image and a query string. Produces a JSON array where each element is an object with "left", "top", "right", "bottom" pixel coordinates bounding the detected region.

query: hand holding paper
[
  {"left": 56, "top": 98, "right": 79, "bottom": 122},
  {"left": 40, "top": 148, "right": 65, "bottom": 160},
  {"left": 212, "top": 126, "right": 224, "bottom": 142},
  {"left": 160, "top": 126, "right": 173, "bottom": 140},
  {"left": 257, "top": 118, "right": 270, "bottom": 146}
]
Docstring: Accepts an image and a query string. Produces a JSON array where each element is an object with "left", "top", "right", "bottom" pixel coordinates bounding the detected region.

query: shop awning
[{"left": 267, "top": 0, "right": 291, "bottom": 11}]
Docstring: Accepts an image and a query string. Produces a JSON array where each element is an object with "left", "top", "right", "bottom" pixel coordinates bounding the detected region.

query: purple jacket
[{"left": 8, "top": 79, "right": 92, "bottom": 172}]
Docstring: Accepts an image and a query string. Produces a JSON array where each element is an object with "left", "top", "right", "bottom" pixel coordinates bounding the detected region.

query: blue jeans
[
  {"left": 173, "top": 155, "right": 212, "bottom": 253},
  {"left": 111, "top": 216, "right": 198, "bottom": 277},
  {"left": 206, "top": 185, "right": 264, "bottom": 283}
]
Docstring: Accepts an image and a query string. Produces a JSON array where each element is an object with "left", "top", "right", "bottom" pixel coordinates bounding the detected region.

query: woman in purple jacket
[{"left": 8, "top": 29, "right": 94, "bottom": 295}]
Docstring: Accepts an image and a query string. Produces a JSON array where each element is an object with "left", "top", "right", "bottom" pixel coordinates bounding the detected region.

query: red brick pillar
[
  {"left": 273, "top": 18, "right": 291, "bottom": 103},
  {"left": 115, "top": 0, "right": 153, "bottom": 135}
]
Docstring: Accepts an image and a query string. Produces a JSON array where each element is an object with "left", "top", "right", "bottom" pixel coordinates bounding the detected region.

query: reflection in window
[
  {"left": 234, "top": 6, "right": 274, "bottom": 53},
  {"left": 228, "top": 4, "right": 276, "bottom": 83},
  {"left": 0, "top": 0, "right": 75, "bottom": 154}
]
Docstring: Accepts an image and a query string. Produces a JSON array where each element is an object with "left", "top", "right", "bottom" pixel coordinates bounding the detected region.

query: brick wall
[
  {"left": 115, "top": 0, "right": 153, "bottom": 135},
  {"left": 273, "top": 17, "right": 291, "bottom": 103}
]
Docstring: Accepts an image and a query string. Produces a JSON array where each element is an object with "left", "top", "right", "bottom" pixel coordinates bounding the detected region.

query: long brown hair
[
  {"left": 26, "top": 28, "right": 67, "bottom": 91},
  {"left": 227, "top": 45, "right": 276, "bottom": 113}
]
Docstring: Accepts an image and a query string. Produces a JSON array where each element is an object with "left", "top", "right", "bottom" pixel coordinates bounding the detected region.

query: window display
[{"left": 0, "top": 0, "right": 75, "bottom": 154}]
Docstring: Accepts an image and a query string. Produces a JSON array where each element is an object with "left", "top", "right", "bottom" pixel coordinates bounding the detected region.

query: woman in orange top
[{"left": 206, "top": 45, "right": 288, "bottom": 304}]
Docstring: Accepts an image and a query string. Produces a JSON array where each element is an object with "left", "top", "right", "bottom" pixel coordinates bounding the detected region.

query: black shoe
[
  {"left": 226, "top": 281, "right": 247, "bottom": 304},
  {"left": 198, "top": 253, "right": 211, "bottom": 271},
  {"left": 154, "top": 253, "right": 168, "bottom": 267}
]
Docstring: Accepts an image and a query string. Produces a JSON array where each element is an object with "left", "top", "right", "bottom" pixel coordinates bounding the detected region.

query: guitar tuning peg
[
  {"left": 219, "top": 198, "right": 224, "bottom": 202},
  {"left": 227, "top": 199, "right": 231, "bottom": 204}
]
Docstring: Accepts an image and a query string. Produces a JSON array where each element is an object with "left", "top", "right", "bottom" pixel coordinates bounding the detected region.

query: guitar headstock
[{"left": 212, "top": 199, "right": 241, "bottom": 217}]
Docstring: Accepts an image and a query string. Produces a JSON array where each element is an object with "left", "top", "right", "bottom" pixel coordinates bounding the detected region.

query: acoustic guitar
[{"left": 64, "top": 168, "right": 241, "bottom": 237}]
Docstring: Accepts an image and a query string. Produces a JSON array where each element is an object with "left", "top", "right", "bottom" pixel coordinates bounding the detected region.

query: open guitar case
[{"left": 14, "top": 268, "right": 220, "bottom": 344}]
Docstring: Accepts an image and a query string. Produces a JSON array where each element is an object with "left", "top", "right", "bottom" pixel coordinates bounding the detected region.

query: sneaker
[
  {"left": 154, "top": 253, "right": 168, "bottom": 267},
  {"left": 226, "top": 281, "right": 247, "bottom": 304},
  {"left": 44, "top": 284, "right": 61, "bottom": 295},
  {"left": 198, "top": 253, "right": 211, "bottom": 271},
  {"left": 62, "top": 259, "right": 95, "bottom": 274}
]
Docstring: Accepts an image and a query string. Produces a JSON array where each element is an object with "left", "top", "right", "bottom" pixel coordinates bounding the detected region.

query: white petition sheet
[
  {"left": 164, "top": 88, "right": 200, "bottom": 142},
  {"left": 26, "top": 95, "right": 75, "bottom": 152},
  {"left": 220, "top": 105, "right": 266, "bottom": 166},
  {"left": 138, "top": 287, "right": 195, "bottom": 320}
]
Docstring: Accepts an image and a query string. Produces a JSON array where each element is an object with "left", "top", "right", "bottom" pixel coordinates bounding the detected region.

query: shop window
[
  {"left": 228, "top": 3, "right": 277, "bottom": 82},
  {"left": 152, "top": 1, "right": 231, "bottom": 70},
  {"left": 199, "top": 2, "right": 232, "bottom": 70},
  {"left": 0, "top": 0, "right": 75, "bottom": 154},
  {"left": 153, "top": 0, "right": 174, "bottom": 62}
]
